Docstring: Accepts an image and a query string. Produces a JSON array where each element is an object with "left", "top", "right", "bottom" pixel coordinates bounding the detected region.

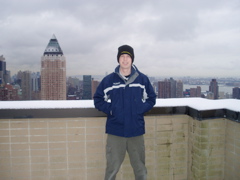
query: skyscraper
[
  {"left": 21, "top": 71, "right": 32, "bottom": 100},
  {"left": 32, "top": 72, "right": 41, "bottom": 92},
  {"left": 158, "top": 78, "right": 183, "bottom": 98},
  {"left": 31, "top": 72, "right": 41, "bottom": 100},
  {"left": 0, "top": 55, "right": 7, "bottom": 84},
  {"left": 82, "top": 75, "right": 92, "bottom": 99},
  {"left": 232, "top": 87, "right": 240, "bottom": 99},
  {"left": 91, "top": 79, "right": 99, "bottom": 99},
  {"left": 158, "top": 79, "right": 171, "bottom": 98},
  {"left": 41, "top": 35, "right": 66, "bottom": 100},
  {"left": 190, "top": 86, "right": 201, "bottom": 97},
  {"left": 176, "top": 80, "right": 183, "bottom": 98},
  {"left": 169, "top": 77, "right": 176, "bottom": 98},
  {"left": 209, "top": 79, "right": 219, "bottom": 99}
]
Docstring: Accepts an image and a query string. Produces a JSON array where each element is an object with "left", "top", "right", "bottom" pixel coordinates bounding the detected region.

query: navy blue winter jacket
[{"left": 93, "top": 64, "right": 156, "bottom": 137}]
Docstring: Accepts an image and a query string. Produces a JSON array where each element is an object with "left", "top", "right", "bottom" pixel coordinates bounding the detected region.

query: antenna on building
[{"left": 52, "top": 34, "right": 57, "bottom": 39}]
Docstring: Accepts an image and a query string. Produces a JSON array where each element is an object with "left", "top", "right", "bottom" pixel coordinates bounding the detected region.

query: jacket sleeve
[
  {"left": 93, "top": 78, "right": 111, "bottom": 115},
  {"left": 142, "top": 77, "right": 156, "bottom": 114}
]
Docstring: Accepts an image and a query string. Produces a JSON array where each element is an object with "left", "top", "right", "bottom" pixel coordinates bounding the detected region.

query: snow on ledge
[
  {"left": 155, "top": 98, "right": 240, "bottom": 112},
  {"left": 0, "top": 98, "right": 239, "bottom": 112}
]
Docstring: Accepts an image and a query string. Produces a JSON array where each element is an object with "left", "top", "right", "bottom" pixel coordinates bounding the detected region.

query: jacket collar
[{"left": 115, "top": 64, "right": 139, "bottom": 85}]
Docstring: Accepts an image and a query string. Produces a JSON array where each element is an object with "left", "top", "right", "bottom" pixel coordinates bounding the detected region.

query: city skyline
[{"left": 1, "top": 0, "right": 240, "bottom": 77}]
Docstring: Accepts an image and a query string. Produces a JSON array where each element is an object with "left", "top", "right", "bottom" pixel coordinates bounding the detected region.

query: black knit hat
[{"left": 117, "top": 45, "right": 134, "bottom": 62}]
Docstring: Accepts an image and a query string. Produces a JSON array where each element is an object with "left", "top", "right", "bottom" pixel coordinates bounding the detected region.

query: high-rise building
[
  {"left": 15, "top": 71, "right": 23, "bottom": 87},
  {"left": 158, "top": 78, "right": 183, "bottom": 98},
  {"left": 91, "top": 79, "right": 99, "bottom": 99},
  {"left": 169, "top": 78, "right": 176, "bottom": 98},
  {"left": 0, "top": 55, "right": 6, "bottom": 85},
  {"left": 0, "top": 84, "right": 19, "bottom": 101},
  {"left": 232, "top": 87, "right": 240, "bottom": 99},
  {"left": 82, "top": 75, "right": 92, "bottom": 99},
  {"left": 5, "top": 70, "right": 11, "bottom": 84},
  {"left": 196, "top": 86, "right": 201, "bottom": 97},
  {"left": 31, "top": 72, "right": 41, "bottom": 100},
  {"left": 41, "top": 35, "right": 66, "bottom": 100},
  {"left": 158, "top": 80, "right": 171, "bottom": 98},
  {"left": 21, "top": 71, "right": 32, "bottom": 100},
  {"left": 176, "top": 80, "right": 183, "bottom": 98},
  {"left": 209, "top": 79, "right": 219, "bottom": 99},
  {"left": 0, "top": 55, "right": 7, "bottom": 84},
  {"left": 32, "top": 72, "right": 41, "bottom": 92},
  {"left": 189, "top": 86, "right": 201, "bottom": 97}
]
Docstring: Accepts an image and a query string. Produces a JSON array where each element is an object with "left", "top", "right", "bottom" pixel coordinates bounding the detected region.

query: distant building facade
[
  {"left": 21, "top": 71, "right": 32, "bottom": 100},
  {"left": 41, "top": 35, "right": 66, "bottom": 100},
  {"left": 67, "top": 76, "right": 82, "bottom": 100},
  {"left": 31, "top": 72, "right": 41, "bottom": 100},
  {"left": 189, "top": 86, "right": 201, "bottom": 97},
  {"left": 0, "top": 55, "right": 11, "bottom": 85},
  {"left": 206, "top": 91, "right": 214, "bottom": 99},
  {"left": 82, "top": 75, "right": 92, "bottom": 100},
  {"left": 209, "top": 79, "right": 219, "bottom": 99},
  {"left": 91, "top": 79, "right": 99, "bottom": 99},
  {"left": 232, "top": 87, "right": 240, "bottom": 99},
  {"left": 0, "top": 84, "right": 19, "bottom": 101},
  {"left": 32, "top": 72, "right": 41, "bottom": 92},
  {"left": 176, "top": 80, "right": 183, "bottom": 98},
  {"left": 158, "top": 78, "right": 183, "bottom": 98},
  {"left": 0, "top": 55, "right": 6, "bottom": 85},
  {"left": 158, "top": 80, "right": 171, "bottom": 98}
]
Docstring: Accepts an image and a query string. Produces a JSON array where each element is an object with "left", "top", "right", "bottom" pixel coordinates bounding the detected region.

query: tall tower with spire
[{"left": 41, "top": 35, "right": 66, "bottom": 100}]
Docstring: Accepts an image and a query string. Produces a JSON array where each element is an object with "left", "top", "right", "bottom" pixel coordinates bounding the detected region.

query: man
[{"left": 94, "top": 45, "right": 156, "bottom": 180}]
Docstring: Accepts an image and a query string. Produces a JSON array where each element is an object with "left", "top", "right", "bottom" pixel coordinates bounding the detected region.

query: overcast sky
[{"left": 1, "top": 0, "right": 239, "bottom": 78}]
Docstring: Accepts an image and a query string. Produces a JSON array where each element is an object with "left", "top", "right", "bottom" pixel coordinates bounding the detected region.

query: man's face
[{"left": 119, "top": 54, "right": 132, "bottom": 69}]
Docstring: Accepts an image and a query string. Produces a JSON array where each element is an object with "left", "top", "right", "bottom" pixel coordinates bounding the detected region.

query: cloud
[{"left": 0, "top": 0, "right": 240, "bottom": 77}]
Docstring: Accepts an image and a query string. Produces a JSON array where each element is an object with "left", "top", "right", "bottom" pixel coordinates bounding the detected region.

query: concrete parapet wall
[
  {"left": 225, "top": 120, "right": 240, "bottom": 180},
  {"left": 188, "top": 118, "right": 226, "bottom": 179},
  {"left": 0, "top": 115, "right": 239, "bottom": 180}
]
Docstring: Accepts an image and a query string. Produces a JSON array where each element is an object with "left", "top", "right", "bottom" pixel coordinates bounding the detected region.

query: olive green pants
[{"left": 104, "top": 134, "right": 147, "bottom": 180}]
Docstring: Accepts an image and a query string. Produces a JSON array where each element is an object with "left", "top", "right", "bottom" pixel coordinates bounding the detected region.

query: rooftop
[
  {"left": 43, "top": 34, "right": 64, "bottom": 56},
  {"left": 0, "top": 98, "right": 239, "bottom": 179}
]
